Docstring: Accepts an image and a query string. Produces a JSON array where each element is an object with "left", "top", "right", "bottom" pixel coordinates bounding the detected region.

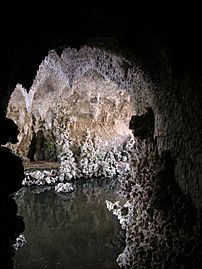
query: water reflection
[
  {"left": 0, "top": 195, "right": 25, "bottom": 269},
  {"left": 14, "top": 179, "right": 124, "bottom": 269}
]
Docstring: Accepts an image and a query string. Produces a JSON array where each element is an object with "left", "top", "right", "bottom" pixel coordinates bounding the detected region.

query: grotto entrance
[
  {"left": 6, "top": 47, "right": 135, "bottom": 268},
  {"left": 4, "top": 45, "right": 201, "bottom": 268},
  {"left": 6, "top": 65, "right": 133, "bottom": 174}
]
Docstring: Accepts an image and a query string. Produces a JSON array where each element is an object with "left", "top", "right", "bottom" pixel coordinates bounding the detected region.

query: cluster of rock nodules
[
  {"left": 6, "top": 47, "right": 142, "bottom": 163},
  {"left": 106, "top": 108, "right": 202, "bottom": 268},
  {"left": 22, "top": 134, "right": 133, "bottom": 190}
]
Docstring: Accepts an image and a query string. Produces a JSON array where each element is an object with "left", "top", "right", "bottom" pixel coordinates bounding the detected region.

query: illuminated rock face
[
  {"left": 6, "top": 45, "right": 202, "bottom": 268},
  {"left": 6, "top": 48, "right": 133, "bottom": 162}
]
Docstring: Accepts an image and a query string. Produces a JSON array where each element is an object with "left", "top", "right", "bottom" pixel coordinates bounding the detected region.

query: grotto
[{"left": 0, "top": 4, "right": 202, "bottom": 269}]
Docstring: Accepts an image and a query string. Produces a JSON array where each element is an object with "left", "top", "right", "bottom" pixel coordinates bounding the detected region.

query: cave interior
[{"left": 0, "top": 5, "right": 202, "bottom": 269}]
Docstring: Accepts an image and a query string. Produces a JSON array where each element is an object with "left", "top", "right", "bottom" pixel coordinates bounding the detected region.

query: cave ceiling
[{"left": 0, "top": 4, "right": 201, "bottom": 107}]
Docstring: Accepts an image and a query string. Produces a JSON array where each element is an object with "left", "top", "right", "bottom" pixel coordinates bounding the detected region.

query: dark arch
[{"left": 0, "top": 7, "right": 202, "bottom": 269}]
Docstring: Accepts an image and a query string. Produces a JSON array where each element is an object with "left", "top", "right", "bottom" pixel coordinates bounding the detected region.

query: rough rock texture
[
  {"left": 7, "top": 46, "right": 202, "bottom": 213},
  {"left": 7, "top": 48, "right": 133, "bottom": 163},
  {"left": 153, "top": 77, "right": 202, "bottom": 211},
  {"left": 108, "top": 110, "right": 201, "bottom": 268},
  {"left": 0, "top": 7, "right": 202, "bottom": 269},
  {"left": 4, "top": 44, "right": 202, "bottom": 268}
]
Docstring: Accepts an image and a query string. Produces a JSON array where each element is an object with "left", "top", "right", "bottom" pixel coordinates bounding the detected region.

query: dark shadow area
[
  {"left": 0, "top": 6, "right": 201, "bottom": 267},
  {"left": 129, "top": 107, "right": 155, "bottom": 140},
  {"left": 27, "top": 130, "right": 57, "bottom": 162},
  {"left": 128, "top": 108, "right": 202, "bottom": 268},
  {"left": 0, "top": 116, "right": 25, "bottom": 268},
  {"left": 27, "top": 132, "right": 36, "bottom": 162}
]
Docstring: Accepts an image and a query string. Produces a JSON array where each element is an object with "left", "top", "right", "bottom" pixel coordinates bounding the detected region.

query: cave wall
[
  {"left": 117, "top": 49, "right": 202, "bottom": 267},
  {"left": 153, "top": 76, "right": 202, "bottom": 210},
  {"left": 5, "top": 43, "right": 202, "bottom": 212},
  {"left": 6, "top": 48, "right": 134, "bottom": 161},
  {"left": 124, "top": 44, "right": 202, "bottom": 211},
  {"left": 0, "top": 8, "right": 202, "bottom": 268}
]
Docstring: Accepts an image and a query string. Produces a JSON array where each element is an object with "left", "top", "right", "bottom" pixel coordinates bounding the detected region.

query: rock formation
[
  {"left": 107, "top": 109, "right": 201, "bottom": 268},
  {"left": 6, "top": 48, "right": 133, "bottom": 167}
]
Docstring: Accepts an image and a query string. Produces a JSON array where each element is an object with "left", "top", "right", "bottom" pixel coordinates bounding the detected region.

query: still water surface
[{"left": 14, "top": 179, "right": 124, "bottom": 269}]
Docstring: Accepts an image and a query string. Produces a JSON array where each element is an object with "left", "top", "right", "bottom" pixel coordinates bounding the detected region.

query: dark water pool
[{"left": 14, "top": 179, "right": 124, "bottom": 269}]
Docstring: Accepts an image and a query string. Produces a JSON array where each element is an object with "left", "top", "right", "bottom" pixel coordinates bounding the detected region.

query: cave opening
[
  {"left": 1, "top": 6, "right": 202, "bottom": 268},
  {"left": 6, "top": 49, "right": 134, "bottom": 171},
  {"left": 3, "top": 45, "right": 201, "bottom": 269},
  {"left": 6, "top": 47, "right": 138, "bottom": 269}
]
